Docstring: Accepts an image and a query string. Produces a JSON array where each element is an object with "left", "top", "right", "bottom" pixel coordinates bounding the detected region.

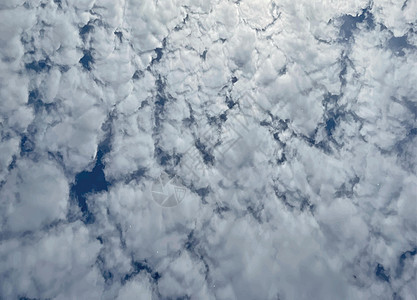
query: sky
[{"left": 0, "top": 0, "right": 416, "bottom": 299}]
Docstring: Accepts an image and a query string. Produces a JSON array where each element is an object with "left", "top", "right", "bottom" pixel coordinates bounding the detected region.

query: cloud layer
[{"left": 0, "top": 0, "right": 416, "bottom": 299}]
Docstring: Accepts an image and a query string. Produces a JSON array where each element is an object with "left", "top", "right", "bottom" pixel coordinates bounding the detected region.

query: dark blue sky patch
[
  {"left": 155, "top": 146, "right": 181, "bottom": 167},
  {"left": 114, "top": 31, "right": 123, "bottom": 43},
  {"left": 152, "top": 47, "right": 163, "bottom": 64},
  {"left": 80, "top": 24, "right": 93, "bottom": 36},
  {"left": 322, "top": 92, "right": 338, "bottom": 115},
  {"left": 155, "top": 76, "right": 168, "bottom": 106},
  {"left": 151, "top": 39, "right": 166, "bottom": 65},
  {"left": 388, "top": 35, "right": 413, "bottom": 56},
  {"left": 261, "top": 120, "right": 271, "bottom": 127},
  {"left": 273, "top": 185, "right": 295, "bottom": 210},
  {"left": 192, "top": 185, "right": 211, "bottom": 204},
  {"left": 7, "top": 155, "right": 17, "bottom": 171},
  {"left": 219, "top": 112, "right": 227, "bottom": 122},
  {"left": 400, "top": 97, "right": 417, "bottom": 118},
  {"left": 25, "top": 59, "right": 51, "bottom": 73},
  {"left": 338, "top": 54, "right": 349, "bottom": 87},
  {"left": 59, "top": 65, "right": 70, "bottom": 72},
  {"left": 300, "top": 132, "right": 316, "bottom": 146},
  {"left": 71, "top": 140, "right": 110, "bottom": 224},
  {"left": 339, "top": 8, "right": 374, "bottom": 41},
  {"left": 155, "top": 94, "right": 167, "bottom": 108},
  {"left": 207, "top": 111, "right": 227, "bottom": 128},
  {"left": 20, "top": 135, "right": 35, "bottom": 155},
  {"left": 201, "top": 49, "right": 207, "bottom": 60},
  {"left": 396, "top": 247, "right": 416, "bottom": 277},
  {"left": 299, "top": 127, "right": 332, "bottom": 154},
  {"left": 28, "top": 89, "right": 58, "bottom": 114},
  {"left": 175, "top": 296, "right": 191, "bottom": 300},
  {"left": 47, "top": 151, "right": 65, "bottom": 169},
  {"left": 195, "top": 139, "right": 215, "bottom": 166},
  {"left": 71, "top": 163, "right": 105, "bottom": 224},
  {"left": 324, "top": 93, "right": 339, "bottom": 104},
  {"left": 325, "top": 118, "right": 336, "bottom": 136},
  {"left": 402, "top": 0, "right": 410, "bottom": 10},
  {"left": 79, "top": 24, "right": 94, "bottom": 42},
  {"left": 247, "top": 204, "right": 264, "bottom": 223},
  {"left": 79, "top": 50, "right": 94, "bottom": 70},
  {"left": 340, "top": 15, "right": 361, "bottom": 40},
  {"left": 132, "top": 70, "right": 144, "bottom": 80},
  {"left": 153, "top": 77, "right": 169, "bottom": 128},
  {"left": 96, "top": 254, "right": 114, "bottom": 285},
  {"left": 408, "top": 128, "right": 417, "bottom": 137},
  {"left": 102, "top": 270, "right": 113, "bottom": 283},
  {"left": 28, "top": 89, "right": 44, "bottom": 113},
  {"left": 226, "top": 96, "right": 236, "bottom": 109},
  {"left": 276, "top": 152, "right": 286, "bottom": 165},
  {"left": 375, "top": 263, "right": 390, "bottom": 282},
  {"left": 70, "top": 115, "right": 112, "bottom": 224},
  {"left": 122, "top": 260, "right": 160, "bottom": 285},
  {"left": 334, "top": 176, "right": 360, "bottom": 199},
  {"left": 185, "top": 230, "right": 197, "bottom": 251},
  {"left": 124, "top": 168, "right": 147, "bottom": 184},
  {"left": 272, "top": 132, "right": 281, "bottom": 142}
]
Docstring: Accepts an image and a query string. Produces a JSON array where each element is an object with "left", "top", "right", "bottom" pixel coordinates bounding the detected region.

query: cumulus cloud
[
  {"left": 0, "top": 159, "right": 69, "bottom": 233},
  {"left": 0, "top": 0, "right": 416, "bottom": 299}
]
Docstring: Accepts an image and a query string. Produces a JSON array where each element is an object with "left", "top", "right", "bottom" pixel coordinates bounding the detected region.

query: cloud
[
  {"left": 0, "top": 222, "right": 103, "bottom": 299},
  {"left": 0, "top": 0, "right": 416, "bottom": 299},
  {"left": 0, "top": 159, "right": 69, "bottom": 233}
]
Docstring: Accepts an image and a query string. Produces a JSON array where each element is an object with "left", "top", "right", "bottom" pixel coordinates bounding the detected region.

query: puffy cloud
[
  {"left": 0, "top": 159, "right": 69, "bottom": 233},
  {"left": 116, "top": 274, "right": 153, "bottom": 300},
  {"left": 0, "top": 222, "right": 103, "bottom": 299},
  {"left": 0, "top": 0, "right": 416, "bottom": 299}
]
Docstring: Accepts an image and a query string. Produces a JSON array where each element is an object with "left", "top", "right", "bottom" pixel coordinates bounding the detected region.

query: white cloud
[
  {"left": 0, "top": 0, "right": 415, "bottom": 299},
  {"left": 0, "top": 159, "right": 69, "bottom": 233},
  {"left": 0, "top": 222, "right": 103, "bottom": 299},
  {"left": 116, "top": 274, "right": 153, "bottom": 300}
]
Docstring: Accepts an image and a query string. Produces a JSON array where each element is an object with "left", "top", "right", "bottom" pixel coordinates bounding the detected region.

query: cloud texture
[{"left": 0, "top": 0, "right": 416, "bottom": 299}]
